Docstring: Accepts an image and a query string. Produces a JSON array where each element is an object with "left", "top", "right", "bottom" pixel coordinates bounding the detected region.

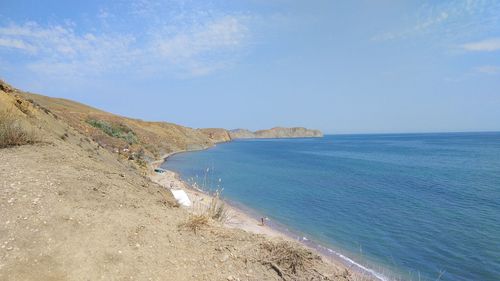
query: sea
[{"left": 161, "top": 132, "right": 500, "bottom": 281}]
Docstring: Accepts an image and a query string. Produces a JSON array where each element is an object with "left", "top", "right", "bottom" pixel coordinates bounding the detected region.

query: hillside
[
  {"left": 230, "top": 127, "right": 323, "bottom": 139},
  {"left": 19, "top": 89, "right": 230, "bottom": 163},
  {"left": 0, "top": 80, "right": 367, "bottom": 281}
]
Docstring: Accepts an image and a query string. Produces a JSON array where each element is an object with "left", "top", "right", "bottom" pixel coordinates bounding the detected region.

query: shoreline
[{"left": 150, "top": 149, "right": 390, "bottom": 281}]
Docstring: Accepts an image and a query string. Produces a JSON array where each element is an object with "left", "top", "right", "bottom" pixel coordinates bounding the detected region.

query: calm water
[{"left": 162, "top": 133, "right": 500, "bottom": 281}]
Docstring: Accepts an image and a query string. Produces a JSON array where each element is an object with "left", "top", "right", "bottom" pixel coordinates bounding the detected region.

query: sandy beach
[
  {"left": 150, "top": 155, "right": 381, "bottom": 281},
  {"left": 149, "top": 165, "right": 288, "bottom": 239}
]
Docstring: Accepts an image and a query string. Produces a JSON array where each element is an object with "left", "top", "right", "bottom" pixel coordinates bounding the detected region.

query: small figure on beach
[{"left": 260, "top": 217, "right": 265, "bottom": 226}]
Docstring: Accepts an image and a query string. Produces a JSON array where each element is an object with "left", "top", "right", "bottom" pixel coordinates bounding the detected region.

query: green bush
[{"left": 86, "top": 119, "right": 138, "bottom": 144}]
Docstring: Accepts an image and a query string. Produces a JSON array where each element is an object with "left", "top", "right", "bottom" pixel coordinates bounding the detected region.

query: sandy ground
[{"left": 150, "top": 169, "right": 287, "bottom": 239}]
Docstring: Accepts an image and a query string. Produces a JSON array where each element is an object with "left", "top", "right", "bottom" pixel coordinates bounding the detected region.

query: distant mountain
[{"left": 230, "top": 127, "right": 323, "bottom": 139}]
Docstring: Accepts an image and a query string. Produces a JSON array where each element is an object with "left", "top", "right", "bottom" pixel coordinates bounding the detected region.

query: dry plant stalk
[
  {"left": 260, "top": 241, "right": 321, "bottom": 278},
  {"left": 206, "top": 189, "right": 228, "bottom": 223},
  {"left": 179, "top": 214, "right": 209, "bottom": 234},
  {"left": 0, "top": 109, "right": 38, "bottom": 148}
]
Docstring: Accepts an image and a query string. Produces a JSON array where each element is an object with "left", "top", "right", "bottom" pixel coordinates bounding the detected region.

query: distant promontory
[{"left": 229, "top": 127, "right": 323, "bottom": 139}]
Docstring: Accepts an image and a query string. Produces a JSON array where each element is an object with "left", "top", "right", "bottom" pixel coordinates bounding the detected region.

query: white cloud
[
  {"left": 0, "top": 14, "right": 251, "bottom": 78},
  {"left": 0, "top": 37, "right": 36, "bottom": 52},
  {"left": 476, "top": 65, "right": 500, "bottom": 74},
  {"left": 154, "top": 16, "right": 248, "bottom": 69},
  {"left": 462, "top": 38, "right": 500, "bottom": 52},
  {"left": 0, "top": 22, "right": 135, "bottom": 64}
]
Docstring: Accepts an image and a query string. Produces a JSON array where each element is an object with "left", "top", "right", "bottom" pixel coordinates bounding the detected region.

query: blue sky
[{"left": 1, "top": 0, "right": 499, "bottom": 134}]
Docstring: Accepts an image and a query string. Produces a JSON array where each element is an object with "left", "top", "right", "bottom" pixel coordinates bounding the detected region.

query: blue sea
[{"left": 161, "top": 133, "right": 500, "bottom": 281}]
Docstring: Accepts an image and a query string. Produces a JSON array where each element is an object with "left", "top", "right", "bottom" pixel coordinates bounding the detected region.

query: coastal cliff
[
  {"left": 198, "top": 128, "right": 232, "bottom": 143},
  {"left": 230, "top": 127, "right": 323, "bottom": 139}
]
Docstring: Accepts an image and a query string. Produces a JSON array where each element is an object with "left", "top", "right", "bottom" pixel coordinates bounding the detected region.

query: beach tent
[{"left": 170, "top": 189, "right": 192, "bottom": 207}]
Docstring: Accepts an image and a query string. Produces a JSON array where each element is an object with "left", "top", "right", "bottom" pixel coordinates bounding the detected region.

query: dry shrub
[
  {"left": 260, "top": 240, "right": 321, "bottom": 278},
  {"left": 179, "top": 214, "right": 209, "bottom": 234},
  {"left": 206, "top": 189, "right": 229, "bottom": 223},
  {"left": 0, "top": 109, "right": 38, "bottom": 148}
]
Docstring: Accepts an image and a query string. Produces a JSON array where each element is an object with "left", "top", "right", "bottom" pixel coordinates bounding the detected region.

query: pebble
[{"left": 221, "top": 254, "right": 229, "bottom": 262}]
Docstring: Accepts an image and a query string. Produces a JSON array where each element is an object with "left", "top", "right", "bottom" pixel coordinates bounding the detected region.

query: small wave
[{"left": 324, "top": 247, "right": 389, "bottom": 281}]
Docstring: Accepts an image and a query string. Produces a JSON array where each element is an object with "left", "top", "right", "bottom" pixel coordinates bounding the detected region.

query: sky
[{"left": 1, "top": 0, "right": 500, "bottom": 134}]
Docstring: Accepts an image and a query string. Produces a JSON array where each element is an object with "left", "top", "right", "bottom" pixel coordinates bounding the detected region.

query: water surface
[{"left": 162, "top": 133, "right": 500, "bottom": 281}]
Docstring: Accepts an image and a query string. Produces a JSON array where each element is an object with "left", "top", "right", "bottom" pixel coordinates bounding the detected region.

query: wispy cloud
[
  {"left": 0, "top": 3, "right": 252, "bottom": 79},
  {"left": 0, "top": 37, "right": 36, "bottom": 52},
  {"left": 154, "top": 16, "right": 248, "bottom": 75},
  {"left": 461, "top": 38, "right": 500, "bottom": 51},
  {"left": 372, "top": 0, "right": 500, "bottom": 43},
  {"left": 476, "top": 65, "right": 500, "bottom": 74},
  {"left": 372, "top": 12, "right": 449, "bottom": 41}
]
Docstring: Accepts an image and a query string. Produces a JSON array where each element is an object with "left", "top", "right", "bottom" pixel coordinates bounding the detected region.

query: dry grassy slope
[{"left": 17, "top": 87, "right": 230, "bottom": 162}]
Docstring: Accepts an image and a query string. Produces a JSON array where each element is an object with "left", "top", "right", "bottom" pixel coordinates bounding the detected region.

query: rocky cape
[{"left": 229, "top": 127, "right": 323, "bottom": 139}]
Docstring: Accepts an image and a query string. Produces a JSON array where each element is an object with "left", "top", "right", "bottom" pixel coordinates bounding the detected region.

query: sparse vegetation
[
  {"left": 179, "top": 189, "right": 228, "bottom": 234},
  {"left": 0, "top": 109, "right": 38, "bottom": 148},
  {"left": 260, "top": 240, "right": 321, "bottom": 278},
  {"left": 179, "top": 214, "right": 209, "bottom": 234},
  {"left": 86, "top": 118, "right": 138, "bottom": 144},
  {"left": 135, "top": 148, "right": 147, "bottom": 168},
  {"left": 206, "top": 189, "right": 229, "bottom": 223}
]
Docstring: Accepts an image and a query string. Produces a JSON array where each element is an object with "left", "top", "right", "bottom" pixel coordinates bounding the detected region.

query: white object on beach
[{"left": 170, "top": 189, "right": 192, "bottom": 207}]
